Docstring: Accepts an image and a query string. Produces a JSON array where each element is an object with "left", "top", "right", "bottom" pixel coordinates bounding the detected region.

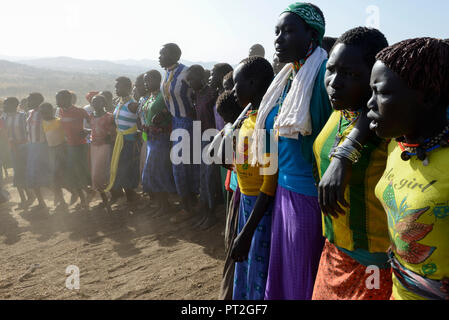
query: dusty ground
[{"left": 0, "top": 169, "right": 226, "bottom": 300}]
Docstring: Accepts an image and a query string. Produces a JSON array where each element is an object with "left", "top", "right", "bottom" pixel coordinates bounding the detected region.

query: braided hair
[{"left": 376, "top": 37, "right": 449, "bottom": 107}]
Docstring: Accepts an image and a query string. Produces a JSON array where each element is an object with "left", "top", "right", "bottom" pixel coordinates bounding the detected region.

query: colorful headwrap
[
  {"left": 86, "top": 91, "right": 100, "bottom": 104},
  {"left": 283, "top": 2, "right": 325, "bottom": 45}
]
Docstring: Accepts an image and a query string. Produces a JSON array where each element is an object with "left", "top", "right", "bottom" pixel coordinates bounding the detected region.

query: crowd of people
[{"left": 1, "top": 2, "right": 449, "bottom": 301}]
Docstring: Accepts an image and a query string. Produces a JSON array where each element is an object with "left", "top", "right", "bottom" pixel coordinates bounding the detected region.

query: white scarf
[{"left": 251, "top": 47, "right": 327, "bottom": 165}]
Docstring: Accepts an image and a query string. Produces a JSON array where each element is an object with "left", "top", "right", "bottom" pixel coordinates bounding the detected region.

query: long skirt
[
  {"left": 139, "top": 140, "right": 147, "bottom": 182},
  {"left": 66, "top": 144, "right": 91, "bottom": 189},
  {"left": 171, "top": 117, "right": 199, "bottom": 198},
  {"left": 91, "top": 144, "right": 112, "bottom": 192},
  {"left": 48, "top": 144, "right": 69, "bottom": 189},
  {"left": 312, "top": 240, "right": 393, "bottom": 300},
  {"left": 264, "top": 186, "right": 324, "bottom": 300},
  {"left": 11, "top": 144, "right": 28, "bottom": 188},
  {"left": 26, "top": 142, "right": 51, "bottom": 188},
  {"left": 112, "top": 139, "right": 140, "bottom": 190},
  {"left": 199, "top": 140, "right": 222, "bottom": 210},
  {"left": 233, "top": 193, "right": 273, "bottom": 300},
  {"left": 142, "top": 134, "right": 176, "bottom": 194}
]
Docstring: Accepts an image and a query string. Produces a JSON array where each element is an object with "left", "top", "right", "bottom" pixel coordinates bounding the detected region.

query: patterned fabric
[
  {"left": 4, "top": 112, "right": 27, "bottom": 144},
  {"left": 113, "top": 97, "right": 138, "bottom": 141},
  {"left": 312, "top": 240, "right": 393, "bottom": 300},
  {"left": 171, "top": 116, "right": 199, "bottom": 197},
  {"left": 283, "top": 2, "right": 325, "bottom": 44},
  {"left": 137, "top": 95, "right": 149, "bottom": 141},
  {"left": 233, "top": 193, "right": 273, "bottom": 300},
  {"left": 235, "top": 114, "right": 277, "bottom": 197},
  {"left": 265, "top": 185, "right": 324, "bottom": 300},
  {"left": 161, "top": 64, "right": 195, "bottom": 119},
  {"left": 313, "top": 110, "right": 390, "bottom": 254},
  {"left": 27, "top": 109, "right": 46, "bottom": 144},
  {"left": 142, "top": 133, "right": 176, "bottom": 194},
  {"left": 59, "top": 106, "right": 90, "bottom": 146},
  {"left": 375, "top": 141, "right": 449, "bottom": 300},
  {"left": 389, "top": 250, "right": 447, "bottom": 300}
]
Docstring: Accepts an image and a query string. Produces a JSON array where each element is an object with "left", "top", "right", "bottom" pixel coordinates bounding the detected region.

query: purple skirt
[{"left": 264, "top": 185, "right": 324, "bottom": 300}]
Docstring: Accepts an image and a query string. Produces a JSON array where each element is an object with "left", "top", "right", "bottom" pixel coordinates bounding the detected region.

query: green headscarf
[{"left": 282, "top": 2, "right": 325, "bottom": 45}]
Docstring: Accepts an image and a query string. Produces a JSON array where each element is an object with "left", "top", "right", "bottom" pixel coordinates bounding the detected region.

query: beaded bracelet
[
  {"left": 345, "top": 135, "right": 363, "bottom": 150},
  {"left": 330, "top": 144, "right": 362, "bottom": 164}
]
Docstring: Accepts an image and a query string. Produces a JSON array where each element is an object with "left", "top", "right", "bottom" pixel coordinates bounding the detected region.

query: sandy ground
[{"left": 0, "top": 169, "right": 226, "bottom": 300}]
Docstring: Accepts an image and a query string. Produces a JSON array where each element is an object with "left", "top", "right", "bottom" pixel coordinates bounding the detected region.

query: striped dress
[
  {"left": 111, "top": 98, "right": 140, "bottom": 190},
  {"left": 3, "top": 112, "right": 27, "bottom": 187},
  {"left": 26, "top": 109, "right": 51, "bottom": 188},
  {"left": 312, "top": 110, "right": 392, "bottom": 300},
  {"left": 161, "top": 64, "right": 199, "bottom": 198}
]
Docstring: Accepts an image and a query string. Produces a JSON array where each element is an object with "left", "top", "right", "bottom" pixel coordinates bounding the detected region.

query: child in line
[
  {"left": 90, "top": 95, "right": 115, "bottom": 213},
  {"left": 40, "top": 103, "right": 69, "bottom": 210},
  {"left": 2, "top": 97, "right": 35, "bottom": 208}
]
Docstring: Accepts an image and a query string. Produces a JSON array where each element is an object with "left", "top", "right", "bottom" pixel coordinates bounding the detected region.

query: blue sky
[{"left": 0, "top": 0, "right": 447, "bottom": 64}]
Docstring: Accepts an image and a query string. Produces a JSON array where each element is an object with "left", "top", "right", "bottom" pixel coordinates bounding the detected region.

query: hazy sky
[{"left": 1, "top": 0, "right": 448, "bottom": 64}]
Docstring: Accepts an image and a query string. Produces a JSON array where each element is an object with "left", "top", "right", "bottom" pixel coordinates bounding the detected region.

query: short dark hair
[
  {"left": 216, "top": 90, "right": 242, "bottom": 123},
  {"left": 334, "top": 27, "right": 388, "bottom": 68},
  {"left": 250, "top": 44, "right": 265, "bottom": 57},
  {"left": 4, "top": 97, "right": 19, "bottom": 108},
  {"left": 99, "top": 90, "right": 113, "bottom": 100},
  {"left": 39, "top": 102, "right": 53, "bottom": 112},
  {"left": 238, "top": 56, "right": 274, "bottom": 95},
  {"left": 164, "top": 43, "right": 182, "bottom": 61},
  {"left": 116, "top": 76, "right": 132, "bottom": 89},
  {"left": 376, "top": 37, "right": 449, "bottom": 106},
  {"left": 56, "top": 90, "right": 72, "bottom": 99},
  {"left": 145, "top": 70, "right": 162, "bottom": 83},
  {"left": 322, "top": 36, "right": 337, "bottom": 54},
  {"left": 213, "top": 63, "right": 234, "bottom": 81},
  {"left": 3, "top": 97, "right": 19, "bottom": 112},
  {"left": 28, "top": 92, "right": 44, "bottom": 106},
  {"left": 187, "top": 64, "right": 205, "bottom": 79}
]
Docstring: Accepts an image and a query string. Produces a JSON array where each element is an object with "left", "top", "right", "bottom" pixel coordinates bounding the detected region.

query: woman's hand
[
  {"left": 318, "top": 157, "right": 351, "bottom": 218},
  {"left": 230, "top": 231, "right": 252, "bottom": 262}
]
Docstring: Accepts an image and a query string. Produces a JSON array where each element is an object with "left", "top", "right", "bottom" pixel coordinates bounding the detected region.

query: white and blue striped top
[
  {"left": 113, "top": 98, "right": 138, "bottom": 141},
  {"left": 161, "top": 63, "right": 195, "bottom": 119}
]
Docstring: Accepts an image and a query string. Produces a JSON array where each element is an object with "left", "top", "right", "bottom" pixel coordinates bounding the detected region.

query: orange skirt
[{"left": 312, "top": 240, "right": 393, "bottom": 300}]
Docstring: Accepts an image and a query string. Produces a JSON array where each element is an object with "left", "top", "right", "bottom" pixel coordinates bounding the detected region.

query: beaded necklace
[
  {"left": 328, "top": 109, "right": 361, "bottom": 158},
  {"left": 397, "top": 123, "right": 449, "bottom": 166}
]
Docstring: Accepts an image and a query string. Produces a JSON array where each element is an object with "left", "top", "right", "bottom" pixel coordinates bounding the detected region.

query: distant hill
[
  {"left": 0, "top": 56, "right": 222, "bottom": 106},
  {"left": 17, "top": 57, "right": 150, "bottom": 77},
  {"left": 0, "top": 60, "right": 117, "bottom": 105},
  {"left": 17, "top": 57, "right": 220, "bottom": 76}
]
